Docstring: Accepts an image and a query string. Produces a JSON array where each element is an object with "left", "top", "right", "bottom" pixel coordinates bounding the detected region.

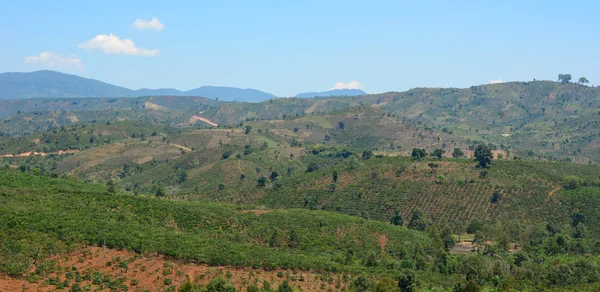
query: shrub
[
  {"left": 411, "top": 148, "right": 426, "bottom": 160},
  {"left": 491, "top": 191, "right": 502, "bottom": 204},
  {"left": 397, "top": 270, "right": 415, "bottom": 292},
  {"left": 452, "top": 148, "right": 465, "bottom": 158},
  {"left": 257, "top": 176, "right": 267, "bottom": 187},
  {"left": 563, "top": 176, "right": 582, "bottom": 190}
]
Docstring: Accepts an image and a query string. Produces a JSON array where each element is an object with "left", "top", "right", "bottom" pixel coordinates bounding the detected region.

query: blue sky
[{"left": 1, "top": 0, "right": 598, "bottom": 96}]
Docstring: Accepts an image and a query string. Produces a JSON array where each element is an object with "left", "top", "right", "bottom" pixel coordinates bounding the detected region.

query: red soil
[{"left": 0, "top": 246, "right": 345, "bottom": 291}]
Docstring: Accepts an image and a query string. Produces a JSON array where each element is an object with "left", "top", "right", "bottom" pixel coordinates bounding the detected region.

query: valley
[{"left": 1, "top": 75, "right": 600, "bottom": 291}]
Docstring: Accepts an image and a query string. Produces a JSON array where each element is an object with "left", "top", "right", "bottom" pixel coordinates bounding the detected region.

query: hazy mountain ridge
[
  {"left": 0, "top": 70, "right": 276, "bottom": 102},
  {"left": 296, "top": 88, "right": 367, "bottom": 98}
]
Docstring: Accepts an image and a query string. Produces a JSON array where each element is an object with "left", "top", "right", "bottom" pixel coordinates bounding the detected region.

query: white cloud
[
  {"left": 329, "top": 81, "right": 364, "bottom": 90},
  {"left": 489, "top": 79, "right": 504, "bottom": 84},
  {"left": 132, "top": 17, "right": 164, "bottom": 31},
  {"left": 79, "top": 34, "right": 159, "bottom": 56},
  {"left": 25, "top": 52, "right": 84, "bottom": 71}
]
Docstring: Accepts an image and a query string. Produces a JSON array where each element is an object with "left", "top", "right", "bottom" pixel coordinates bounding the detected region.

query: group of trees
[
  {"left": 411, "top": 148, "right": 465, "bottom": 160},
  {"left": 558, "top": 73, "right": 590, "bottom": 86}
]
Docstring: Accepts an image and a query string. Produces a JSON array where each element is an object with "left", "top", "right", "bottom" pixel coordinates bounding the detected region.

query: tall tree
[
  {"left": 397, "top": 271, "right": 416, "bottom": 292},
  {"left": 558, "top": 74, "right": 572, "bottom": 83},
  {"left": 474, "top": 144, "right": 493, "bottom": 168},
  {"left": 390, "top": 211, "right": 404, "bottom": 226},
  {"left": 452, "top": 148, "right": 465, "bottom": 158},
  {"left": 106, "top": 180, "right": 116, "bottom": 194},
  {"left": 288, "top": 229, "right": 299, "bottom": 248},
  {"left": 407, "top": 209, "right": 428, "bottom": 231},
  {"left": 411, "top": 148, "right": 427, "bottom": 160},
  {"left": 156, "top": 186, "right": 166, "bottom": 197},
  {"left": 578, "top": 77, "right": 590, "bottom": 85},
  {"left": 431, "top": 149, "right": 445, "bottom": 159}
]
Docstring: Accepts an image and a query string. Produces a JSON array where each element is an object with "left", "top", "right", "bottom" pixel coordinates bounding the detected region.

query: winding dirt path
[{"left": 546, "top": 186, "right": 562, "bottom": 201}]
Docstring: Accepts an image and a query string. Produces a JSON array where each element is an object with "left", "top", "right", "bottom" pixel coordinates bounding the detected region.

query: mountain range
[
  {"left": 0, "top": 70, "right": 370, "bottom": 102},
  {"left": 0, "top": 70, "right": 278, "bottom": 102},
  {"left": 295, "top": 88, "right": 367, "bottom": 98}
]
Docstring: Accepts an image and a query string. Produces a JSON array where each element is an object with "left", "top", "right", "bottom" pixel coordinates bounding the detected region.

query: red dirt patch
[
  {"left": 378, "top": 234, "right": 388, "bottom": 254},
  {"left": 0, "top": 246, "right": 345, "bottom": 291}
]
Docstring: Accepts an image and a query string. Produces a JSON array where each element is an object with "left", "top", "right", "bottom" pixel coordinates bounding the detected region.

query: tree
[
  {"left": 452, "top": 148, "right": 464, "bottom": 158},
  {"left": 269, "top": 230, "right": 280, "bottom": 247},
  {"left": 431, "top": 149, "right": 445, "bottom": 159},
  {"left": 574, "top": 223, "right": 587, "bottom": 239},
  {"left": 558, "top": 74, "right": 572, "bottom": 83},
  {"left": 288, "top": 229, "right": 299, "bottom": 248},
  {"left": 107, "top": 180, "right": 116, "bottom": 194},
  {"left": 156, "top": 186, "right": 166, "bottom": 197},
  {"left": 571, "top": 212, "right": 585, "bottom": 227},
  {"left": 277, "top": 281, "right": 294, "bottom": 292},
  {"left": 332, "top": 170, "right": 338, "bottom": 182},
  {"left": 178, "top": 276, "right": 201, "bottom": 292},
  {"left": 474, "top": 230, "right": 485, "bottom": 246},
  {"left": 375, "top": 277, "right": 399, "bottom": 292},
  {"left": 257, "top": 176, "right": 267, "bottom": 187},
  {"left": 362, "top": 150, "right": 373, "bottom": 160},
  {"left": 245, "top": 125, "right": 252, "bottom": 135},
  {"left": 269, "top": 171, "right": 279, "bottom": 181},
  {"left": 204, "top": 277, "right": 237, "bottom": 292},
  {"left": 474, "top": 144, "right": 492, "bottom": 168},
  {"left": 338, "top": 120, "right": 345, "bottom": 130},
  {"left": 407, "top": 209, "right": 428, "bottom": 231},
  {"left": 306, "top": 162, "right": 320, "bottom": 172},
  {"left": 177, "top": 169, "right": 188, "bottom": 183},
  {"left": 390, "top": 211, "right": 404, "bottom": 226},
  {"left": 578, "top": 77, "right": 589, "bottom": 86},
  {"left": 563, "top": 175, "right": 582, "bottom": 190},
  {"left": 441, "top": 226, "right": 456, "bottom": 251},
  {"left": 491, "top": 191, "right": 502, "bottom": 204},
  {"left": 411, "top": 148, "right": 427, "bottom": 160},
  {"left": 351, "top": 276, "right": 375, "bottom": 292},
  {"left": 397, "top": 271, "right": 415, "bottom": 292},
  {"left": 462, "top": 280, "right": 482, "bottom": 292}
]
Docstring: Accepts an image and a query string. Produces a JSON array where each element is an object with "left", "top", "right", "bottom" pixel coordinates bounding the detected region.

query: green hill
[
  {"left": 2, "top": 80, "right": 599, "bottom": 163},
  {"left": 2, "top": 169, "right": 600, "bottom": 291}
]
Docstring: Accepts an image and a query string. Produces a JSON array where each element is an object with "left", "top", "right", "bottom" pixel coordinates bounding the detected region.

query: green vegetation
[
  {"left": 2, "top": 164, "right": 600, "bottom": 290},
  {"left": 2, "top": 78, "right": 600, "bottom": 290}
]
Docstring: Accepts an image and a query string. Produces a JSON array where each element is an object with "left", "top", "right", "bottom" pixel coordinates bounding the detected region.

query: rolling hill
[
  {"left": 2, "top": 82, "right": 600, "bottom": 291},
  {"left": 3, "top": 79, "right": 598, "bottom": 163}
]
